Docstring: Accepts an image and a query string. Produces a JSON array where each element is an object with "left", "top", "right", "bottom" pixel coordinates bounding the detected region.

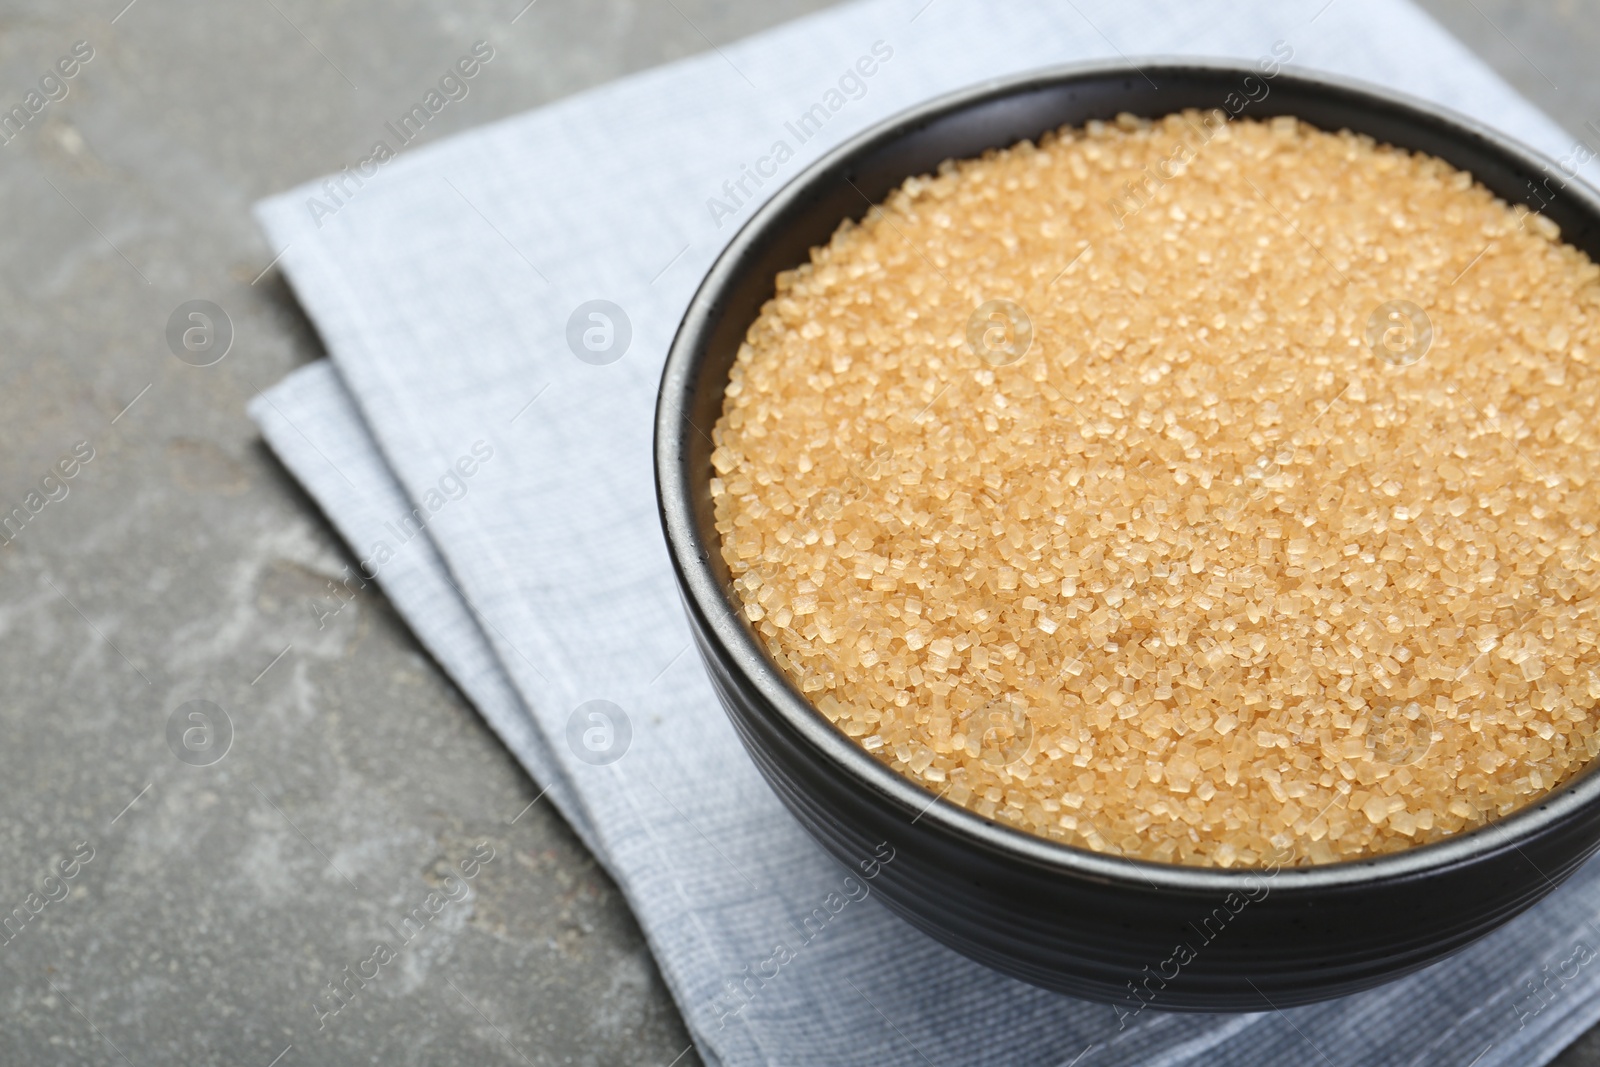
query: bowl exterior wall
[{"left": 686, "top": 595, "right": 1600, "bottom": 1008}]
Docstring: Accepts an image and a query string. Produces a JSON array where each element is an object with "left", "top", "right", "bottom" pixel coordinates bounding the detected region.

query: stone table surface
[{"left": 0, "top": 1, "right": 1595, "bottom": 1065}]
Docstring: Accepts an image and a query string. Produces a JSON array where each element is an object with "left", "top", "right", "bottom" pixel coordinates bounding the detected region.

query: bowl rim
[{"left": 655, "top": 55, "right": 1600, "bottom": 893}]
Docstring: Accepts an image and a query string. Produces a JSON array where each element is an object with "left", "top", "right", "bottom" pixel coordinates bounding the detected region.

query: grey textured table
[{"left": 0, "top": 2, "right": 1594, "bottom": 1065}]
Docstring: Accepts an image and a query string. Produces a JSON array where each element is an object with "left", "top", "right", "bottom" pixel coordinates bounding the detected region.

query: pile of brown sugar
[{"left": 709, "top": 111, "right": 1600, "bottom": 867}]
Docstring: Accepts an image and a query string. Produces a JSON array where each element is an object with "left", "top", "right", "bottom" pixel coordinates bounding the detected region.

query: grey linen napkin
[{"left": 248, "top": 0, "right": 1600, "bottom": 1063}]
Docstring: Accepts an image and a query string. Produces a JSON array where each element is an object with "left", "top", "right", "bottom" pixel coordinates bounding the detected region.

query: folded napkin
[{"left": 248, "top": 0, "right": 1600, "bottom": 1063}]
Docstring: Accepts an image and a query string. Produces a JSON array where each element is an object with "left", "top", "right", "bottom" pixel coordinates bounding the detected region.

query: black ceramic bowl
[{"left": 654, "top": 60, "right": 1600, "bottom": 1010}]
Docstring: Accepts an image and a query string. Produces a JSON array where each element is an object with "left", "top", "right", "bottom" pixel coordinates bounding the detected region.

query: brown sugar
[{"left": 709, "top": 111, "right": 1600, "bottom": 867}]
